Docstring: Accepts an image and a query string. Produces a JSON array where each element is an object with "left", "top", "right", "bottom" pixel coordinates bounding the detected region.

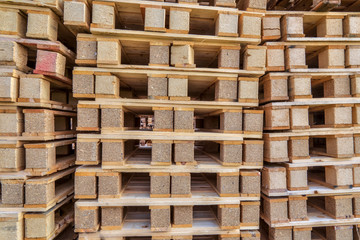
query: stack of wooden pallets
[
  {"left": 0, "top": 1, "right": 77, "bottom": 239},
  {"left": 66, "top": 0, "right": 266, "bottom": 239},
  {"left": 260, "top": 11, "right": 360, "bottom": 239}
]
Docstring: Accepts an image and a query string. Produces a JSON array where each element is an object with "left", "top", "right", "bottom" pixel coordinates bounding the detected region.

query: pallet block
[
  {"left": 281, "top": 14, "right": 304, "bottom": 38},
  {"left": 151, "top": 140, "right": 172, "bottom": 165},
  {"left": 240, "top": 201, "right": 260, "bottom": 227},
  {"left": 346, "top": 45, "right": 360, "bottom": 68},
  {"left": 174, "top": 141, "right": 194, "bottom": 164},
  {"left": 73, "top": 71, "right": 95, "bottom": 97},
  {"left": 289, "top": 75, "right": 312, "bottom": 99},
  {"left": 0, "top": 142, "right": 24, "bottom": 171},
  {"left": 24, "top": 139, "right": 75, "bottom": 175},
  {"left": 64, "top": 0, "right": 90, "bottom": 32},
  {"left": 0, "top": 8, "right": 26, "bottom": 37},
  {"left": 215, "top": 77, "right": 238, "bottom": 102},
  {"left": 217, "top": 204, "right": 240, "bottom": 230},
  {"left": 325, "top": 165, "right": 353, "bottom": 188},
  {"left": 355, "top": 135, "right": 360, "bottom": 156},
  {"left": 216, "top": 172, "right": 239, "bottom": 197},
  {"left": 0, "top": 107, "right": 23, "bottom": 136},
  {"left": 220, "top": 110, "right": 242, "bottom": 133},
  {"left": 261, "top": 75, "right": 288, "bottom": 102},
  {"left": 214, "top": 0, "right": 236, "bottom": 7},
  {"left": 326, "top": 225, "right": 353, "bottom": 239},
  {"left": 218, "top": 46, "right": 240, "bottom": 69},
  {"left": 75, "top": 205, "right": 99, "bottom": 232},
  {"left": 76, "top": 35, "right": 97, "bottom": 65},
  {"left": 264, "top": 136, "right": 289, "bottom": 162},
  {"left": 239, "top": 171, "right": 260, "bottom": 197},
  {"left": 324, "top": 105, "right": 352, "bottom": 127},
  {"left": 0, "top": 41, "right": 28, "bottom": 70},
  {"left": 262, "top": 15, "right": 281, "bottom": 40},
  {"left": 153, "top": 107, "right": 173, "bottom": 131},
  {"left": 290, "top": 106, "right": 309, "bottom": 129},
  {"left": 353, "top": 105, "right": 360, "bottom": 126},
  {"left": 26, "top": 10, "right": 58, "bottom": 41},
  {"left": 323, "top": 76, "right": 351, "bottom": 98},
  {"left": 173, "top": 206, "right": 193, "bottom": 228},
  {"left": 215, "top": 11, "right": 238, "bottom": 37},
  {"left": 288, "top": 196, "right": 308, "bottom": 221},
  {"left": 95, "top": 73, "right": 119, "bottom": 97},
  {"left": 171, "top": 42, "right": 195, "bottom": 67},
  {"left": 150, "top": 206, "right": 171, "bottom": 231},
  {"left": 101, "top": 139, "right": 125, "bottom": 167},
  {"left": 318, "top": 46, "right": 345, "bottom": 69},
  {"left": 264, "top": 106, "right": 290, "bottom": 130},
  {"left": 344, "top": 15, "right": 360, "bottom": 37},
  {"left": 174, "top": 107, "right": 194, "bottom": 132},
  {"left": 150, "top": 172, "right": 170, "bottom": 198},
  {"left": 269, "top": 227, "right": 292, "bottom": 240},
  {"left": 285, "top": 45, "right": 307, "bottom": 70},
  {"left": 241, "top": 231, "right": 260, "bottom": 240},
  {"left": 168, "top": 8, "right": 191, "bottom": 34},
  {"left": 101, "top": 106, "right": 124, "bottom": 130},
  {"left": 354, "top": 194, "right": 360, "bottom": 217},
  {"left": 289, "top": 136, "right": 309, "bottom": 160},
  {"left": 325, "top": 195, "right": 353, "bottom": 219},
  {"left": 144, "top": 6, "right": 166, "bottom": 32},
  {"left": 1, "top": 179, "right": 25, "bottom": 205},
  {"left": 293, "top": 228, "right": 312, "bottom": 240},
  {"left": 242, "top": 45, "right": 266, "bottom": 71},
  {"left": 317, "top": 16, "right": 343, "bottom": 37},
  {"left": 35, "top": 50, "right": 66, "bottom": 76},
  {"left": 266, "top": 46, "right": 285, "bottom": 71},
  {"left": 219, "top": 141, "right": 243, "bottom": 165},
  {"left": 354, "top": 164, "right": 360, "bottom": 186},
  {"left": 239, "top": 13, "right": 262, "bottom": 39},
  {"left": 91, "top": 1, "right": 115, "bottom": 29},
  {"left": 0, "top": 69, "right": 21, "bottom": 102},
  {"left": 77, "top": 104, "right": 99, "bottom": 131},
  {"left": 287, "top": 166, "right": 308, "bottom": 190},
  {"left": 23, "top": 109, "right": 75, "bottom": 136},
  {"left": 0, "top": 212, "right": 23, "bottom": 239},
  {"left": 238, "top": 77, "right": 259, "bottom": 102},
  {"left": 76, "top": 139, "right": 100, "bottom": 165},
  {"left": 243, "top": 140, "right": 263, "bottom": 166},
  {"left": 168, "top": 75, "right": 188, "bottom": 100},
  {"left": 238, "top": 0, "right": 267, "bottom": 10},
  {"left": 262, "top": 166, "right": 287, "bottom": 193},
  {"left": 75, "top": 171, "right": 97, "bottom": 199},
  {"left": 97, "top": 39, "right": 121, "bottom": 65},
  {"left": 97, "top": 172, "right": 122, "bottom": 198},
  {"left": 148, "top": 74, "right": 168, "bottom": 99},
  {"left": 171, "top": 173, "right": 191, "bottom": 197},
  {"left": 262, "top": 196, "right": 288, "bottom": 223},
  {"left": 243, "top": 110, "right": 263, "bottom": 134},
  {"left": 101, "top": 206, "right": 123, "bottom": 230},
  {"left": 325, "top": 135, "right": 354, "bottom": 158},
  {"left": 149, "top": 43, "right": 170, "bottom": 66}
]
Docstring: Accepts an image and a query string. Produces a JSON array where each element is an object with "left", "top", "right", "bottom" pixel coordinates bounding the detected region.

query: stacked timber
[
  {"left": 66, "top": 0, "right": 267, "bottom": 239},
  {"left": 0, "top": 1, "right": 77, "bottom": 239},
  {"left": 260, "top": 10, "right": 360, "bottom": 240}
]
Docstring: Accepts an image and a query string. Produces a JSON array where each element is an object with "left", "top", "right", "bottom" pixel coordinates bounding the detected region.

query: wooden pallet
[
  {"left": 0, "top": 195, "right": 74, "bottom": 240},
  {"left": 75, "top": 34, "right": 266, "bottom": 71},
  {"left": 75, "top": 203, "right": 259, "bottom": 233},
  {"left": 74, "top": 166, "right": 261, "bottom": 201},
  {"left": 0, "top": 167, "right": 75, "bottom": 210}
]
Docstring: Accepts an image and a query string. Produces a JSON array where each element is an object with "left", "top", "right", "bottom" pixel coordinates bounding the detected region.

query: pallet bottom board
[
  {"left": 263, "top": 205, "right": 360, "bottom": 228},
  {"left": 263, "top": 181, "right": 360, "bottom": 197}
]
